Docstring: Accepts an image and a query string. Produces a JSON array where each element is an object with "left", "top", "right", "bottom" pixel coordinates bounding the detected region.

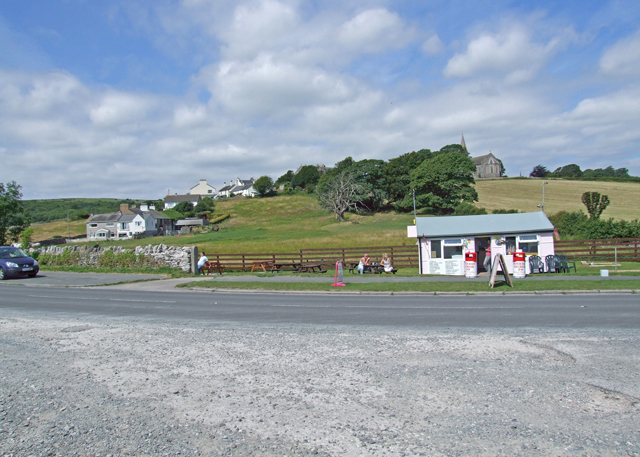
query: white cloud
[
  {"left": 336, "top": 8, "right": 411, "bottom": 54},
  {"left": 202, "top": 54, "right": 355, "bottom": 117},
  {"left": 219, "top": 0, "right": 299, "bottom": 60},
  {"left": 599, "top": 30, "right": 640, "bottom": 76},
  {"left": 444, "top": 24, "right": 558, "bottom": 83},
  {"left": 89, "top": 92, "right": 158, "bottom": 128}
]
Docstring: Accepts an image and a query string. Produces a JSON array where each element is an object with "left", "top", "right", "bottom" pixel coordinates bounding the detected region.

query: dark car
[{"left": 0, "top": 246, "right": 39, "bottom": 280}]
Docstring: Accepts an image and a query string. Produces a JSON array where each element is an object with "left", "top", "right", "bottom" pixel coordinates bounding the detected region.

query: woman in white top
[{"left": 381, "top": 253, "right": 393, "bottom": 273}]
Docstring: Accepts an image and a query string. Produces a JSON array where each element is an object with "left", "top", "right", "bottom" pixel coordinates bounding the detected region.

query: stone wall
[{"left": 33, "top": 244, "right": 193, "bottom": 272}]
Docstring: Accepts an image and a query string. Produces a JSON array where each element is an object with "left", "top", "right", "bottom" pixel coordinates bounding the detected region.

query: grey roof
[
  {"left": 165, "top": 194, "right": 201, "bottom": 203},
  {"left": 415, "top": 212, "right": 554, "bottom": 238},
  {"left": 176, "top": 218, "right": 209, "bottom": 226},
  {"left": 117, "top": 214, "right": 138, "bottom": 223},
  {"left": 471, "top": 153, "right": 497, "bottom": 166},
  {"left": 87, "top": 213, "right": 121, "bottom": 223}
]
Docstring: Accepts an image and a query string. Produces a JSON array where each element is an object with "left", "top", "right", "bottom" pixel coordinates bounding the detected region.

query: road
[{"left": 1, "top": 283, "right": 639, "bottom": 327}]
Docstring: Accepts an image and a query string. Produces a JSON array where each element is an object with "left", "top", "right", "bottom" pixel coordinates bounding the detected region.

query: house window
[
  {"left": 135, "top": 221, "right": 142, "bottom": 226},
  {"left": 518, "top": 235, "right": 539, "bottom": 254},
  {"left": 208, "top": 190, "right": 212, "bottom": 193},
  {"left": 121, "top": 222, "right": 129, "bottom": 230},
  {"left": 443, "top": 239, "right": 464, "bottom": 259},
  {"left": 106, "top": 223, "right": 114, "bottom": 227},
  {"left": 97, "top": 232, "right": 107, "bottom": 238},
  {"left": 90, "top": 223, "right": 98, "bottom": 228}
]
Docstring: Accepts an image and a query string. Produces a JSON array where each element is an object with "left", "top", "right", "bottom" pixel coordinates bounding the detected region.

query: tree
[
  {"left": 381, "top": 149, "right": 432, "bottom": 208},
  {"left": 253, "top": 176, "right": 275, "bottom": 197},
  {"left": 275, "top": 170, "right": 294, "bottom": 187},
  {"left": 316, "top": 171, "right": 363, "bottom": 221},
  {"left": 0, "top": 181, "right": 30, "bottom": 246},
  {"left": 581, "top": 191, "right": 610, "bottom": 219},
  {"left": 401, "top": 152, "right": 478, "bottom": 214},
  {"left": 529, "top": 165, "right": 549, "bottom": 177},
  {"left": 497, "top": 158, "right": 506, "bottom": 177},
  {"left": 173, "top": 201, "right": 195, "bottom": 217},
  {"left": 552, "top": 164, "right": 582, "bottom": 178},
  {"left": 291, "top": 165, "right": 321, "bottom": 190},
  {"left": 194, "top": 197, "right": 215, "bottom": 213}
]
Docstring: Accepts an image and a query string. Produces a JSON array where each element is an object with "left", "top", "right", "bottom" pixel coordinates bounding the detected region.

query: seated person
[
  {"left": 197, "top": 251, "right": 209, "bottom": 274},
  {"left": 357, "top": 254, "right": 372, "bottom": 274},
  {"left": 380, "top": 253, "right": 393, "bottom": 273}
]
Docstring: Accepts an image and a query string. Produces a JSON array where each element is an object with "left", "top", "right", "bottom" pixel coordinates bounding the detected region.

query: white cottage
[{"left": 407, "top": 212, "right": 555, "bottom": 275}]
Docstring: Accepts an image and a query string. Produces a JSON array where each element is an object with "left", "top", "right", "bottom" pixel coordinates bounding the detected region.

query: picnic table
[
  {"left": 270, "top": 262, "right": 301, "bottom": 273},
  {"left": 348, "top": 262, "right": 397, "bottom": 274},
  {"left": 296, "top": 263, "right": 327, "bottom": 273},
  {"left": 201, "top": 260, "right": 224, "bottom": 275},
  {"left": 251, "top": 261, "right": 273, "bottom": 273}
]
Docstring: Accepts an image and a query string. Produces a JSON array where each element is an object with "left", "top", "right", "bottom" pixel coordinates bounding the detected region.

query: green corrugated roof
[{"left": 415, "top": 212, "right": 554, "bottom": 238}]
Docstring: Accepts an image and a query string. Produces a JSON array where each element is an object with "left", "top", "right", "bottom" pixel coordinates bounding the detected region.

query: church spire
[{"left": 460, "top": 132, "right": 467, "bottom": 151}]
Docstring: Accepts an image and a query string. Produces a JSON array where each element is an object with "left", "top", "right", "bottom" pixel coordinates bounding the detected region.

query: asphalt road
[{"left": 1, "top": 284, "right": 639, "bottom": 327}]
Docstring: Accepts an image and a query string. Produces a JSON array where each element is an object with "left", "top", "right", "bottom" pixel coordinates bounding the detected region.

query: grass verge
[
  {"left": 177, "top": 279, "right": 640, "bottom": 293},
  {"left": 40, "top": 266, "right": 189, "bottom": 278}
]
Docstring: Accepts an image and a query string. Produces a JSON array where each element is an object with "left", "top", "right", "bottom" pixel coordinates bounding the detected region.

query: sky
[{"left": 1, "top": 0, "right": 639, "bottom": 200}]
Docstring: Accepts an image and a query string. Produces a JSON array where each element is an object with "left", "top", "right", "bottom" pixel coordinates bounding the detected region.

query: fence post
[{"left": 242, "top": 254, "right": 245, "bottom": 271}]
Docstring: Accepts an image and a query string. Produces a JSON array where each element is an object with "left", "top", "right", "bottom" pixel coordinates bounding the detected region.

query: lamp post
[{"left": 537, "top": 181, "right": 548, "bottom": 212}]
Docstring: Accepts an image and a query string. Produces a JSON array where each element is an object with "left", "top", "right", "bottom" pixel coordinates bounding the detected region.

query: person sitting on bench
[{"left": 357, "top": 253, "right": 372, "bottom": 274}]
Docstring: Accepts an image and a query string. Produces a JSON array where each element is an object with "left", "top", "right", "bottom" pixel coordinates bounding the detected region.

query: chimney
[{"left": 120, "top": 203, "right": 133, "bottom": 214}]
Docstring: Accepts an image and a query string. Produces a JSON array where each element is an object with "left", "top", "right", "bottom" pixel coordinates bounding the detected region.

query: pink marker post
[{"left": 331, "top": 261, "right": 346, "bottom": 287}]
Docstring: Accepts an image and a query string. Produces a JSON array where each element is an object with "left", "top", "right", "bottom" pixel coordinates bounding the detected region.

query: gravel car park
[{"left": 0, "top": 246, "right": 39, "bottom": 280}]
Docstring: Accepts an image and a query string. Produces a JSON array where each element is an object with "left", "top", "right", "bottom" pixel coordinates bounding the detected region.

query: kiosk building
[{"left": 407, "top": 212, "right": 556, "bottom": 275}]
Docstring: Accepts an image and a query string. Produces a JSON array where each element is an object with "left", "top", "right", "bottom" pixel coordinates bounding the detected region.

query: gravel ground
[{"left": 1, "top": 312, "right": 639, "bottom": 456}]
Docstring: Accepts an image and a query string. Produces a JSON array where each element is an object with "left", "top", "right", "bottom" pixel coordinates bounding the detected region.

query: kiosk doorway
[{"left": 477, "top": 237, "right": 491, "bottom": 272}]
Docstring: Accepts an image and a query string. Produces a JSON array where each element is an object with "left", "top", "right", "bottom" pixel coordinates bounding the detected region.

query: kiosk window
[
  {"left": 430, "top": 240, "right": 442, "bottom": 258},
  {"left": 443, "top": 239, "right": 463, "bottom": 259},
  {"left": 518, "top": 235, "right": 539, "bottom": 253}
]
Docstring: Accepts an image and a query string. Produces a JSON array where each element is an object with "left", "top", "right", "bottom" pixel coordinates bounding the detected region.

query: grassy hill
[
  {"left": 475, "top": 178, "right": 640, "bottom": 220},
  {"left": 26, "top": 178, "right": 640, "bottom": 250}
]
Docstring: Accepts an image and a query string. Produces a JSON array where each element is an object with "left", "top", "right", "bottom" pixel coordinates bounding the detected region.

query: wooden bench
[{"left": 201, "top": 261, "right": 224, "bottom": 275}]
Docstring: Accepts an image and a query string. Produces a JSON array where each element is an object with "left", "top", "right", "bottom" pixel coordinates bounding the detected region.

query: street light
[{"left": 540, "top": 181, "right": 548, "bottom": 212}]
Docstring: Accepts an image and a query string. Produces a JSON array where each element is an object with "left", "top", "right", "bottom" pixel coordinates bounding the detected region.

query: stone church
[{"left": 461, "top": 134, "right": 503, "bottom": 179}]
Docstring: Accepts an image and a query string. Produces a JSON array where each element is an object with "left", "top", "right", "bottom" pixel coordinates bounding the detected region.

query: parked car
[{"left": 0, "top": 246, "right": 39, "bottom": 280}]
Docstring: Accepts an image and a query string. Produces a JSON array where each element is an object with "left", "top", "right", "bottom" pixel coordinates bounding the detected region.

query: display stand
[
  {"left": 331, "top": 261, "right": 346, "bottom": 287},
  {"left": 489, "top": 254, "right": 513, "bottom": 288}
]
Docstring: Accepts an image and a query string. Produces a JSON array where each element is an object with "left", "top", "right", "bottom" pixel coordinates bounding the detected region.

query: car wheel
[
  {"left": 28, "top": 272, "right": 37, "bottom": 278},
  {"left": 0, "top": 268, "right": 6, "bottom": 280}
]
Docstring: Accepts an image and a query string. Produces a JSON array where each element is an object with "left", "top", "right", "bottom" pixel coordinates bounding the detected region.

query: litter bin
[
  {"left": 513, "top": 252, "right": 526, "bottom": 278},
  {"left": 465, "top": 252, "right": 477, "bottom": 278}
]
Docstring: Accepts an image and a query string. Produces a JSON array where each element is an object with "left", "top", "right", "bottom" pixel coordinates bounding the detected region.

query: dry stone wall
[{"left": 33, "top": 244, "right": 193, "bottom": 272}]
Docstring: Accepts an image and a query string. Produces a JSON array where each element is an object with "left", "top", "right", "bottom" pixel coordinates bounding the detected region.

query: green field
[
  {"left": 475, "top": 178, "right": 640, "bottom": 220},
  {"left": 28, "top": 178, "right": 640, "bottom": 253}
]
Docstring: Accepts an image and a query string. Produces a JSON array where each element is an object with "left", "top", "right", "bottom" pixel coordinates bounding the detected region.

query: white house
[
  {"left": 218, "top": 178, "right": 256, "bottom": 198},
  {"left": 164, "top": 194, "right": 202, "bottom": 210},
  {"left": 407, "top": 212, "right": 555, "bottom": 276},
  {"left": 188, "top": 179, "right": 217, "bottom": 197}
]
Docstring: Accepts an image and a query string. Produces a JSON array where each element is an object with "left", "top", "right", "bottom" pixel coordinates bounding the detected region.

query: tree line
[
  {"left": 530, "top": 164, "right": 638, "bottom": 182},
  {"left": 255, "top": 143, "right": 478, "bottom": 219}
]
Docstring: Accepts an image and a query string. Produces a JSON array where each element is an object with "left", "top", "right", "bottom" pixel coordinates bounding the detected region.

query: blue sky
[{"left": 1, "top": 0, "right": 639, "bottom": 199}]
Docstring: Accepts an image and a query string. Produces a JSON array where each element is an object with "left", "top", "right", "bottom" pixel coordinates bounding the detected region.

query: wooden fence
[
  {"left": 206, "top": 245, "right": 419, "bottom": 271},
  {"left": 555, "top": 238, "right": 640, "bottom": 262}
]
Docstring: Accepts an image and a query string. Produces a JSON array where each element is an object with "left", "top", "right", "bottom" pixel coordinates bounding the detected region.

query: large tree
[
  {"left": 316, "top": 171, "right": 363, "bottom": 221},
  {"left": 194, "top": 196, "right": 215, "bottom": 213},
  {"left": 529, "top": 164, "right": 549, "bottom": 177},
  {"left": 382, "top": 149, "right": 432, "bottom": 208},
  {"left": 291, "top": 165, "right": 321, "bottom": 190},
  {"left": 402, "top": 152, "right": 478, "bottom": 214},
  {"left": 0, "top": 181, "right": 30, "bottom": 245},
  {"left": 253, "top": 176, "right": 275, "bottom": 197}
]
